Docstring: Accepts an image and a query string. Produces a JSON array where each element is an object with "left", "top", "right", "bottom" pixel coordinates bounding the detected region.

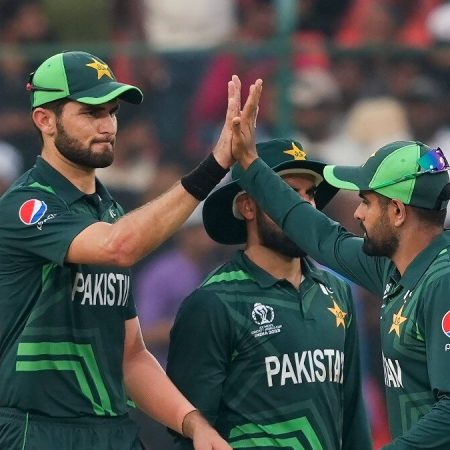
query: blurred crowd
[{"left": 1, "top": 0, "right": 450, "bottom": 448}]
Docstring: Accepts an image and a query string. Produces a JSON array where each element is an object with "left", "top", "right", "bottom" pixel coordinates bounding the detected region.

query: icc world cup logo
[{"left": 252, "top": 302, "right": 274, "bottom": 325}]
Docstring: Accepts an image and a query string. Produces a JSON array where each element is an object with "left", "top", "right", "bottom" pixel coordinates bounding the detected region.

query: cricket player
[
  {"left": 0, "top": 52, "right": 261, "bottom": 450},
  {"left": 167, "top": 139, "right": 373, "bottom": 450},
  {"left": 231, "top": 75, "right": 450, "bottom": 450}
]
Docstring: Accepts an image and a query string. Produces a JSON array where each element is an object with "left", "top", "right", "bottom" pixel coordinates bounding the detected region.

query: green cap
[
  {"left": 29, "top": 51, "right": 143, "bottom": 107},
  {"left": 324, "top": 141, "right": 450, "bottom": 210},
  {"left": 203, "top": 139, "right": 339, "bottom": 245}
]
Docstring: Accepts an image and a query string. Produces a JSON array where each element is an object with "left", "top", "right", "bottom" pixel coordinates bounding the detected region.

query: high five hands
[{"left": 212, "top": 74, "right": 263, "bottom": 171}]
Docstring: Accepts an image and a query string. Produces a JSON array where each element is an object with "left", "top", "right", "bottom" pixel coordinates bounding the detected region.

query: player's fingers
[
  {"left": 225, "top": 83, "right": 237, "bottom": 125},
  {"left": 231, "top": 117, "right": 243, "bottom": 142},
  {"left": 232, "top": 75, "right": 241, "bottom": 113},
  {"left": 241, "top": 79, "right": 263, "bottom": 123}
]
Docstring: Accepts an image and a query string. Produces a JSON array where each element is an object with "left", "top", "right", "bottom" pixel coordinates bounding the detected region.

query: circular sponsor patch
[
  {"left": 19, "top": 199, "right": 47, "bottom": 225},
  {"left": 442, "top": 311, "right": 450, "bottom": 338}
]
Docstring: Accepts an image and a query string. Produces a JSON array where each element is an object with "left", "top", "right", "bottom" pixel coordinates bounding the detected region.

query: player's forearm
[
  {"left": 109, "top": 147, "right": 231, "bottom": 263},
  {"left": 381, "top": 397, "right": 450, "bottom": 450},
  {"left": 66, "top": 181, "right": 200, "bottom": 266},
  {"left": 123, "top": 347, "right": 195, "bottom": 434},
  {"left": 107, "top": 182, "right": 199, "bottom": 266},
  {"left": 238, "top": 158, "right": 385, "bottom": 294}
]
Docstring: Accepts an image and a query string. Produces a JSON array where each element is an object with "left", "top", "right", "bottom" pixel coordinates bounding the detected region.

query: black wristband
[{"left": 181, "top": 153, "right": 229, "bottom": 200}]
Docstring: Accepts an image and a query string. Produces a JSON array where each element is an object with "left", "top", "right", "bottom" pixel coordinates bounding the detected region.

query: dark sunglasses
[
  {"left": 26, "top": 72, "right": 65, "bottom": 93},
  {"left": 371, "top": 147, "right": 450, "bottom": 190}
]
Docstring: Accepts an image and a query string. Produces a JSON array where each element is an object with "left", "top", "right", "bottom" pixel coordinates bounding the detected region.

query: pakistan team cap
[
  {"left": 203, "top": 139, "right": 339, "bottom": 245},
  {"left": 323, "top": 141, "right": 450, "bottom": 210},
  {"left": 28, "top": 51, "right": 143, "bottom": 108}
]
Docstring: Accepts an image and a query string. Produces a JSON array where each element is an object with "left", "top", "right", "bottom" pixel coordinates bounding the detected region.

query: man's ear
[
  {"left": 32, "top": 107, "right": 57, "bottom": 137},
  {"left": 236, "top": 193, "right": 256, "bottom": 220},
  {"left": 390, "top": 199, "right": 406, "bottom": 227}
]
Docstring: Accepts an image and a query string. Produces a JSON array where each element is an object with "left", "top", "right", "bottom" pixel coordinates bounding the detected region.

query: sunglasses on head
[
  {"left": 26, "top": 72, "right": 65, "bottom": 93},
  {"left": 370, "top": 148, "right": 450, "bottom": 190}
]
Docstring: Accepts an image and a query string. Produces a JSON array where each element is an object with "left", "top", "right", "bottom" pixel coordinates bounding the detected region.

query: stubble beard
[
  {"left": 54, "top": 119, "right": 115, "bottom": 169},
  {"left": 361, "top": 220, "right": 399, "bottom": 258},
  {"left": 256, "top": 207, "right": 306, "bottom": 258}
]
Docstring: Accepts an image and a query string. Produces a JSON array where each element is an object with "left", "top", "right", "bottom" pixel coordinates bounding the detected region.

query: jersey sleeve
[
  {"left": 239, "top": 158, "right": 389, "bottom": 296},
  {"left": 0, "top": 187, "right": 97, "bottom": 267},
  {"left": 125, "top": 288, "right": 137, "bottom": 320},
  {"left": 340, "top": 282, "right": 374, "bottom": 450},
  {"left": 166, "top": 288, "right": 233, "bottom": 440},
  {"left": 382, "top": 278, "right": 450, "bottom": 450}
]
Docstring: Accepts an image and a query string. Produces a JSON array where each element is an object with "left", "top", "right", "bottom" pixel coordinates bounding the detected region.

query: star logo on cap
[
  {"left": 328, "top": 300, "right": 347, "bottom": 328},
  {"left": 85, "top": 58, "right": 113, "bottom": 80},
  {"left": 284, "top": 142, "right": 306, "bottom": 161},
  {"left": 389, "top": 305, "right": 407, "bottom": 337}
]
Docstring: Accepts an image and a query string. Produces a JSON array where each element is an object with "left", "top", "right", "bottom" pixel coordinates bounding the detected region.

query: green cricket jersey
[
  {"left": 239, "top": 158, "right": 450, "bottom": 450},
  {"left": 0, "top": 157, "right": 137, "bottom": 418},
  {"left": 167, "top": 251, "right": 372, "bottom": 450}
]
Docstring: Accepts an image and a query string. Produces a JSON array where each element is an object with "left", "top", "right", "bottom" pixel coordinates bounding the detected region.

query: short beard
[
  {"left": 54, "top": 118, "right": 114, "bottom": 168},
  {"left": 362, "top": 234, "right": 399, "bottom": 257},
  {"left": 361, "top": 214, "right": 399, "bottom": 258},
  {"left": 256, "top": 207, "right": 306, "bottom": 258}
]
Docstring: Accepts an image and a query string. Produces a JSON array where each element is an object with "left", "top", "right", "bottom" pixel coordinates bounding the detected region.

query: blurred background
[{"left": 1, "top": 0, "right": 450, "bottom": 448}]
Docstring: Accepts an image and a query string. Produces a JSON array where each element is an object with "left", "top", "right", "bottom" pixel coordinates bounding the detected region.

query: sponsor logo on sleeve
[
  {"left": 442, "top": 311, "right": 450, "bottom": 337},
  {"left": 19, "top": 199, "right": 47, "bottom": 225},
  {"left": 441, "top": 311, "right": 450, "bottom": 351}
]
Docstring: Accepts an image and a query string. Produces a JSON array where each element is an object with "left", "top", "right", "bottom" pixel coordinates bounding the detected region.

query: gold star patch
[
  {"left": 85, "top": 58, "right": 113, "bottom": 80},
  {"left": 389, "top": 305, "right": 407, "bottom": 337},
  {"left": 328, "top": 300, "right": 347, "bottom": 328},
  {"left": 284, "top": 142, "right": 306, "bottom": 161}
]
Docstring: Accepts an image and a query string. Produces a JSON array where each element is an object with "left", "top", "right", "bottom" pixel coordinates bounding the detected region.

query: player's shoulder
[
  {"left": 199, "top": 258, "right": 255, "bottom": 292},
  {"left": 423, "top": 243, "right": 450, "bottom": 284},
  {"left": 0, "top": 170, "right": 68, "bottom": 230},
  {"left": 1, "top": 169, "right": 61, "bottom": 203},
  {"left": 1, "top": 167, "right": 67, "bottom": 202},
  {"left": 179, "top": 259, "right": 253, "bottom": 311}
]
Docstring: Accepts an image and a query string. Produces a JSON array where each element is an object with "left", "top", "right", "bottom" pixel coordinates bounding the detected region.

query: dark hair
[
  {"left": 377, "top": 192, "right": 446, "bottom": 228},
  {"left": 36, "top": 98, "right": 70, "bottom": 116},
  {"left": 32, "top": 98, "right": 70, "bottom": 144},
  {"left": 411, "top": 206, "right": 446, "bottom": 228}
]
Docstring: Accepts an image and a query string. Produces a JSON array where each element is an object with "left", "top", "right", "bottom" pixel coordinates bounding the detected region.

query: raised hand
[
  {"left": 231, "top": 78, "right": 263, "bottom": 169},
  {"left": 212, "top": 75, "right": 242, "bottom": 169}
]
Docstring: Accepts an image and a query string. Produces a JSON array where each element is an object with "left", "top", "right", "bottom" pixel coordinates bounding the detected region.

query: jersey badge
[
  {"left": 19, "top": 199, "right": 47, "bottom": 225},
  {"left": 252, "top": 302, "right": 274, "bottom": 325},
  {"left": 327, "top": 300, "right": 347, "bottom": 328},
  {"left": 251, "top": 303, "right": 282, "bottom": 338},
  {"left": 441, "top": 311, "right": 450, "bottom": 337},
  {"left": 389, "top": 305, "right": 407, "bottom": 337}
]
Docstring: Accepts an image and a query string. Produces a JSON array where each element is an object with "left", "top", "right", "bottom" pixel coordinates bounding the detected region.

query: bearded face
[{"left": 255, "top": 205, "right": 306, "bottom": 258}]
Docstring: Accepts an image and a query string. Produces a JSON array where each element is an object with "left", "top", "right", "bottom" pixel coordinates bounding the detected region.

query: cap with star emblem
[
  {"left": 28, "top": 51, "right": 143, "bottom": 108},
  {"left": 203, "top": 139, "right": 339, "bottom": 244}
]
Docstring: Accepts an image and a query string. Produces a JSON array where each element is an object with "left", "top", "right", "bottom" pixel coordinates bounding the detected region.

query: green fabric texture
[
  {"left": 167, "top": 251, "right": 372, "bottom": 450},
  {"left": 238, "top": 158, "right": 450, "bottom": 448},
  {"left": 0, "top": 157, "right": 137, "bottom": 419},
  {"left": 30, "top": 51, "right": 143, "bottom": 107}
]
